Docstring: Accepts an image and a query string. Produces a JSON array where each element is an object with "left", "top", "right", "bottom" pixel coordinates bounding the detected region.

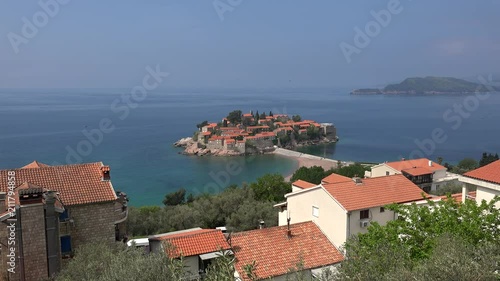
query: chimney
[
  {"left": 101, "top": 166, "right": 110, "bottom": 181},
  {"left": 44, "top": 191, "right": 61, "bottom": 277},
  {"left": 352, "top": 177, "right": 363, "bottom": 184},
  {"left": 428, "top": 160, "right": 432, "bottom": 167},
  {"left": 401, "top": 158, "right": 405, "bottom": 161},
  {"left": 286, "top": 217, "right": 292, "bottom": 239},
  {"left": 259, "top": 220, "right": 265, "bottom": 229}
]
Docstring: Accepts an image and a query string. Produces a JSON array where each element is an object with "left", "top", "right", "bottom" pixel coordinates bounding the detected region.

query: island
[
  {"left": 351, "top": 76, "right": 497, "bottom": 95},
  {"left": 174, "top": 110, "right": 338, "bottom": 156}
]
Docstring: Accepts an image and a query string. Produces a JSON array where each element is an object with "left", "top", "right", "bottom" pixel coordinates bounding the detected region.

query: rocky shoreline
[{"left": 173, "top": 136, "right": 338, "bottom": 157}]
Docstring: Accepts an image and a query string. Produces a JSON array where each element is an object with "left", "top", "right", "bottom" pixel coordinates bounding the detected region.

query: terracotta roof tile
[
  {"left": 323, "top": 174, "right": 427, "bottom": 211},
  {"left": 152, "top": 229, "right": 230, "bottom": 257},
  {"left": 464, "top": 160, "right": 500, "bottom": 185},
  {"left": 21, "top": 161, "right": 51, "bottom": 169},
  {"left": 385, "top": 158, "right": 446, "bottom": 172},
  {"left": 232, "top": 221, "right": 343, "bottom": 280},
  {"left": 0, "top": 162, "right": 117, "bottom": 206},
  {"left": 321, "top": 173, "right": 351, "bottom": 184},
  {"left": 292, "top": 180, "right": 317, "bottom": 189}
]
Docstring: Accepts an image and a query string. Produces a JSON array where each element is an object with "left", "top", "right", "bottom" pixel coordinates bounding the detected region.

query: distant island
[
  {"left": 174, "top": 110, "right": 338, "bottom": 156},
  {"left": 351, "top": 76, "right": 497, "bottom": 95}
]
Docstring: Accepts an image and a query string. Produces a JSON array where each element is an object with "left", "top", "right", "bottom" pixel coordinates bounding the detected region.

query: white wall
[
  {"left": 476, "top": 186, "right": 500, "bottom": 208},
  {"left": 432, "top": 169, "right": 447, "bottom": 180},
  {"left": 284, "top": 188, "right": 347, "bottom": 248},
  {"left": 348, "top": 207, "right": 396, "bottom": 237},
  {"left": 182, "top": 256, "right": 199, "bottom": 277},
  {"left": 370, "top": 164, "right": 399, "bottom": 178}
]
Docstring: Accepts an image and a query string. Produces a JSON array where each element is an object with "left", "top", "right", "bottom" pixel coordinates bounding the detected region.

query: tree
[
  {"left": 223, "top": 119, "right": 228, "bottom": 127},
  {"left": 196, "top": 120, "right": 209, "bottom": 129},
  {"left": 479, "top": 152, "right": 499, "bottom": 167},
  {"left": 290, "top": 166, "right": 326, "bottom": 184},
  {"left": 327, "top": 163, "right": 369, "bottom": 178},
  {"left": 56, "top": 242, "right": 186, "bottom": 281},
  {"left": 430, "top": 181, "right": 463, "bottom": 196},
  {"left": 292, "top": 115, "right": 301, "bottom": 122},
  {"left": 436, "top": 156, "right": 443, "bottom": 165},
  {"left": 269, "top": 111, "right": 273, "bottom": 117},
  {"left": 306, "top": 125, "right": 320, "bottom": 139},
  {"left": 249, "top": 173, "right": 291, "bottom": 202},
  {"left": 227, "top": 110, "right": 242, "bottom": 125},
  {"left": 336, "top": 196, "right": 500, "bottom": 280},
  {"left": 259, "top": 112, "right": 267, "bottom": 119},
  {"left": 452, "top": 158, "right": 478, "bottom": 174},
  {"left": 162, "top": 188, "right": 186, "bottom": 206}
]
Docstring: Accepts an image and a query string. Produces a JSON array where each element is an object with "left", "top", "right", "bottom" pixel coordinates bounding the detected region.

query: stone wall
[{"left": 20, "top": 203, "right": 49, "bottom": 281}]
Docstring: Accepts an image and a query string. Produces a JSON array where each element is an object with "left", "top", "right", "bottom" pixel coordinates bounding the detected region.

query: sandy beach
[{"left": 274, "top": 148, "right": 352, "bottom": 181}]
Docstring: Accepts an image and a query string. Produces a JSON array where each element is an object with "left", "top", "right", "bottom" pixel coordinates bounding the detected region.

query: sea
[{"left": 1, "top": 88, "right": 499, "bottom": 206}]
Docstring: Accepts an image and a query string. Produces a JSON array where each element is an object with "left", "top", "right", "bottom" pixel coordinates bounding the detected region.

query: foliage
[
  {"left": 479, "top": 152, "right": 499, "bottom": 167},
  {"left": 162, "top": 188, "right": 187, "bottom": 206},
  {"left": 429, "top": 181, "right": 463, "bottom": 196},
  {"left": 452, "top": 157, "right": 478, "bottom": 174},
  {"left": 290, "top": 166, "right": 326, "bottom": 184},
  {"left": 327, "top": 163, "right": 370, "bottom": 178},
  {"left": 55, "top": 242, "right": 185, "bottom": 281},
  {"left": 249, "top": 173, "right": 291, "bottom": 202},
  {"left": 336, "top": 234, "right": 500, "bottom": 281},
  {"left": 196, "top": 120, "right": 209, "bottom": 129},
  {"left": 337, "top": 196, "right": 500, "bottom": 280},
  {"left": 128, "top": 179, "right": 281, "bottom": 237},
  {"left": 227, "top": 110, "right": 242, "bottom": 125},
  {"left": 292, "top": 115, "right": 302, "bottom": 122},
  {"left": 306, "top": 125, "right": 320, "bottom": 139},
  {"left": 204, "top": 250, "right": 236, "bottom": 281}
]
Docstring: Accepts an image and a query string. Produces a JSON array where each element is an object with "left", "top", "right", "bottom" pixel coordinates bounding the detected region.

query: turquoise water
[{"left": 1, "top": 88, "right": 500, "bottom": 205}]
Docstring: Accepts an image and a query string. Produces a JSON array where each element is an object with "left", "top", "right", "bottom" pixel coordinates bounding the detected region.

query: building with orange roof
[
  {"left": 366, "top": 158, "right": 457, "bottom": 193},
  {"left": 321, "top": 173, "right": 351, "bottom": 184},
  {"left": 0, "top": 161, "right": 128, "bottom": 281},
  {"left": 291, "top": 179, "right": 317, "bottom": 192},
  {"left": 461, "top": 160, "right": 500, "bottom": 208},
  {"left": 231, "top": 221, "right": 344, "bottom": 280},
  {"left": 149, "top": 228, "right": 231, "bottom": 278},
  {"left": 276, "top": 174, "right": 427, "bottom": 248}
]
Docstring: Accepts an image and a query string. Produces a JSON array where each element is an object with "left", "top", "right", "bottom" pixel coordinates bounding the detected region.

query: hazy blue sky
[{"left": 1, "top": 0, "right": 499, "bottom": 89}]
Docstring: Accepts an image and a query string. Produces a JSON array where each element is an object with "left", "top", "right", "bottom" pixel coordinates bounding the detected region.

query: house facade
[
  {"left": 461, "top": 160, "right": 500, "bottom": 208},
  {"left": 0, "top": 161, "right": 128, "bottom": 281},
  {"left": 365, "top": 158, "right": 457, "bottom": 192},
  {"left": 277, "top": 174, "right": 427, "bottom": 248}
]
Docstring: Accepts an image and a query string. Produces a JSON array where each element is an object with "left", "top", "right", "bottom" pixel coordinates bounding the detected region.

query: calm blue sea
[{"left": 1, "top": 89, "right": 499, "bottom": 206}]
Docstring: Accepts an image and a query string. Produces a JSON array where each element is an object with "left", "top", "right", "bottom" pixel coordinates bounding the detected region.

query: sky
[{"left": 0, "top": 0, "right": 499, "bottom": 89}]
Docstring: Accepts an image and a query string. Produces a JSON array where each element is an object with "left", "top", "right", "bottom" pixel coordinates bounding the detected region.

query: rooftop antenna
[{"left": 286, "top": 213, "right": 292, "bottom": 239}]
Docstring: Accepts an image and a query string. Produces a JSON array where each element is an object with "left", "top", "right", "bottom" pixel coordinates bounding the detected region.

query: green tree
[
  {"left": 269, "top": 111, "right": 273, "bottom": 117},
  {"left": 479, "top": 152, "right": 499, "bottom": 167},
  {"left": 436, "top": 156, "right": 443, "bottom": 165},
  {"left": 56, "top": 242, "right": 186, "bottom": 281},
  {"left": 260, "top": 112, "right": 267, "bottom": 119},
  {"left": 227, "top": 110, "right": 242, "bottom": 125},
  {"left": 162, "top": 188, "right": 186, "bottom": 206},
  {"left": 430, "top": 181, "right": 464, "bottom": 196},
  {"left": 290, "top": 166, "right": 326, "bottom": 184},
  {"left": 327, "top": 163, "right": 369, "bottom": 178},
  {"left": 452, "top": 158, "right": 478, "bottom": 174},
  {"left": 196, "top": 120, "right": 209, "bottom": 129},
  {"left": 292, "top": 115, "right": 302, "bottom": 122},
  {"left": 249, "top": 173, "right": 291, "bottom": 202},
  {"left": 306, "top": 125, "right": 320, "bottom": 139}
]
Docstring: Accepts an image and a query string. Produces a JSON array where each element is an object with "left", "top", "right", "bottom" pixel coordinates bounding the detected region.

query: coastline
[{"left": 273, "top": 148, "right": 352, "bottom": 181}]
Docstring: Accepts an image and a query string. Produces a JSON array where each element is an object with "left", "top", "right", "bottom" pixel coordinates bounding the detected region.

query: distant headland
[
  {"left": 351, "top": 76, "right": 498, "bottom": 96},
  {"left": 174, "top": 110, "right": 338, "bottom": 156}
]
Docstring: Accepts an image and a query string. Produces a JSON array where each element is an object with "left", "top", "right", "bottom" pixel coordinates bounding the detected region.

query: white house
[
  {"left": 231, "top": 221, "right": 344, "bottom": 281},
  {"left": 461, "top": 160, "right": 500, "bottom": 208},
  {"left": 149, "top": 228, "right": 231, "bottom": 279},
  {"left": 365, "top": 158, "right": 458, "bottom": 192},
  {"left": 276, "top": 174, "right": 427, "bottom": 248}
]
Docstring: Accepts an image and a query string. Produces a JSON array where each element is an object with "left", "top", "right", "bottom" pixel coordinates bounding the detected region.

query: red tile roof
[
  {"left": 292, "top": 180, "right": 317, "bottom": 189},
  {"left": 323, "top": 174, "right": 427, "bottom": 211},
  {"left": 322, "top": 173, "right": 351, "bottom": 184},
  {"left": 21, "top": 161, "right": 50, "bottom": 169},
  {"left": 201, "top": 131, "right": 212, "bottom": 136},
  {"left": 401, "top": 167, "right": 433, "bottom": 176},
  {"left": 232, "top": 221, "right": 343, "bottom": 280},
  {"left": 151, "top": 229, "right": 230, "bottom": 258},
  {"left": 464, "top": 160, "right": 500, "bottom": 185},
  {"left": 0, "top": 162, "right": 117, "bottom": 206},
  {"left": 385, "top": 158, "right": 446, "bottom": 172}
]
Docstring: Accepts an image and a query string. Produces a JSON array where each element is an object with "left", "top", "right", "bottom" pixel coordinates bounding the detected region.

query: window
[
  {"left": 312, "top": 206, "right": 319, "bottom": 218},
  {"left": 386, "top": 171, "right": 390, "bottom": 176},
  {"left": 360, "top": 209, "right": 369, "bottom": 220},
  {"left": 59, "top": 209, "right": 69, "bottom": 221},
  {"left": 380, "top": 207, "right": 385, "bottom": 213}
]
